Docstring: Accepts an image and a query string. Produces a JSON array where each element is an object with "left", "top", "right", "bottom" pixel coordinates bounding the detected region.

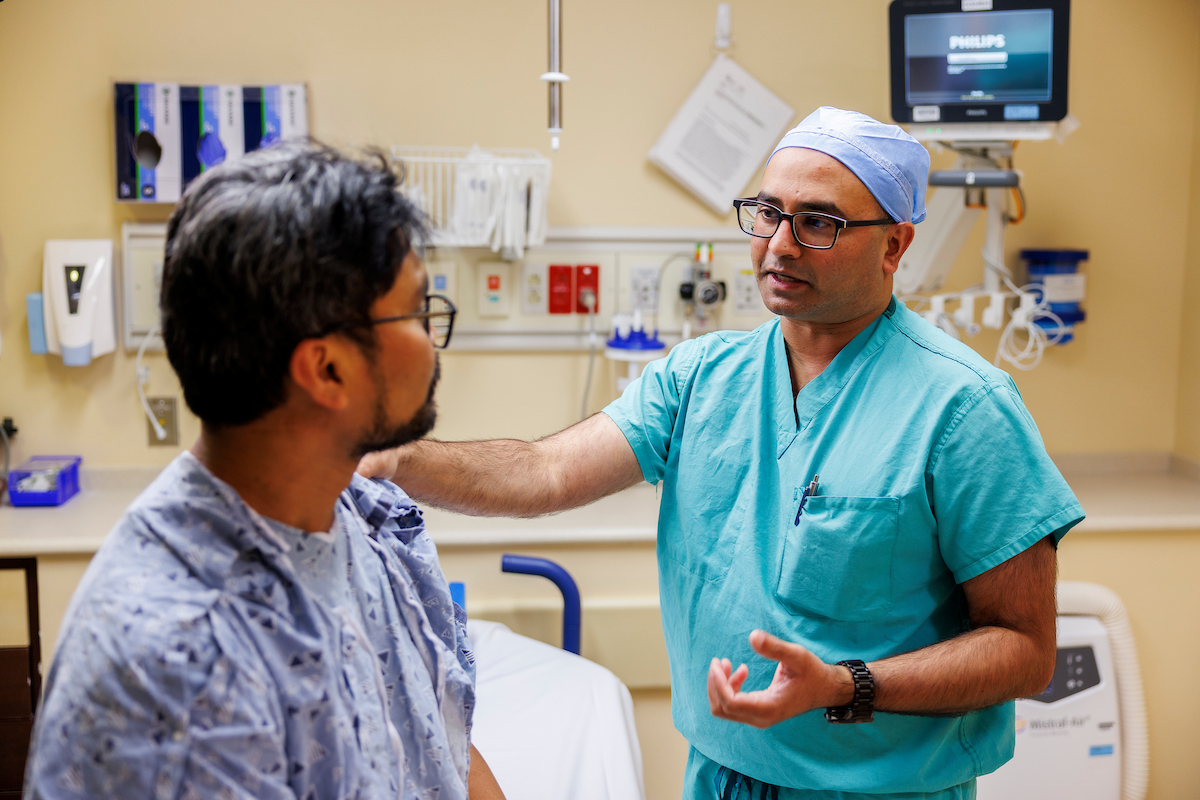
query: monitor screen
[{"left": 889, "top": 0, "right": 1070, "bottom": 125}]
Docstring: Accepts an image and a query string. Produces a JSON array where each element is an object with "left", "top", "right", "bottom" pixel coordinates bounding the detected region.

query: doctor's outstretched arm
[{"left": 356, "top": 413, "right": 644, "bottom": 517}]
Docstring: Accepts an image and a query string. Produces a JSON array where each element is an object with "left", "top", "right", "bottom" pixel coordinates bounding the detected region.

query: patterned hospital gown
[{"left": 24, "top": 452, "right": 475, "bottom": 800}]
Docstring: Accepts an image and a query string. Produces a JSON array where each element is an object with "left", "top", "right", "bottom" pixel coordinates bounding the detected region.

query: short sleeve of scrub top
[
  {"left": 605, "top": 336, "right": 703, "bottom": 486},
  {"left": 927, "top": 379, "right": 1082, "bottom": 583}
]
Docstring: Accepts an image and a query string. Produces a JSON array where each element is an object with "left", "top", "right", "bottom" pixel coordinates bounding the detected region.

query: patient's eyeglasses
[{"left": 329, "top": 294, "right": 457, "bottom": 349}]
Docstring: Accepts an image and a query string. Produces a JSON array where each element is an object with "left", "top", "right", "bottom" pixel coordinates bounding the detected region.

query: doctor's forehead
[{"left": 759, "top": 148, "right": 876, "bottom": 211}]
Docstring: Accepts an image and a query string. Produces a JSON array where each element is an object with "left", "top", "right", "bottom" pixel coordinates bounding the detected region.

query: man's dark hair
[{"left": 161, "top": 141, "right": 427, "bottom": 426}]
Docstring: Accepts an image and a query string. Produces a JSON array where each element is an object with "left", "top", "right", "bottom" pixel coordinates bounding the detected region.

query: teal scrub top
[{"left": 603, "top": 298, "right": 1084, "bottom": 795}]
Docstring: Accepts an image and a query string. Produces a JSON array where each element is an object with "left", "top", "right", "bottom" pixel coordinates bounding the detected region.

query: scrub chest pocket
[{"left": 777, "top": 496, "right": 900, "bottom": 622}]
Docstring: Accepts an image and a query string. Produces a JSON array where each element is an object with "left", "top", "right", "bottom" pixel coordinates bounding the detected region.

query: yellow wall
[
  {"left": 1175, "top": 24, "right": 1200, "bottom": 463},
  {"left": 3, "top": 3, "right": 1200, "bottom": 797},
  {"left": 1, "top": 0, "right": 1199, "bottom": 461}
]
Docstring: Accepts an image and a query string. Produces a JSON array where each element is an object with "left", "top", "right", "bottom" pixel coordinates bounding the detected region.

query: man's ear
[
  {"left": 881, "top": 222, "right": 916, "bottom": 276},
  {"left": 289, "top": 337, "right": 356, "bottom": 412}
]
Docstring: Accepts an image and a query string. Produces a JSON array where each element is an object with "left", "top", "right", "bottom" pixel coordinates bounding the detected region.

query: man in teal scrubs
[{"left": 361, "top": 107, "right": 1084, "bottom": 798}]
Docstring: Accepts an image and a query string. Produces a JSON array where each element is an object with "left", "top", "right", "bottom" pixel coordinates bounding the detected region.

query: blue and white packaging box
[{"left": 115, "top": 83, "right": 308, "bottom": 203}]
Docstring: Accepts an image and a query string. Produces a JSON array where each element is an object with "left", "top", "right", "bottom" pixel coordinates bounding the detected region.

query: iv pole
[{"left": 541, "top": 0, "right": 569, "bottom": 151}]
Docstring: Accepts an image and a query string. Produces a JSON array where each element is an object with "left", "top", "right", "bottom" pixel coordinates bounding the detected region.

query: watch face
[{"left": 826, "top": 708, "right": 873, "bottom": 723}]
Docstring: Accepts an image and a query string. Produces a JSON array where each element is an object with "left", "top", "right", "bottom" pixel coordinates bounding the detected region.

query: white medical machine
[
  {"left": 887, "top": 0, "right": 1082, "bottom": 370},
  {"left": 42, "top": 240, "right": 116, "bottom": 367},
  {"left": 978, "top": 616, "right": 1120, "bottom": 799},
  {"left": 977, "top": 582, "right": 1149, "bottom": 800}
]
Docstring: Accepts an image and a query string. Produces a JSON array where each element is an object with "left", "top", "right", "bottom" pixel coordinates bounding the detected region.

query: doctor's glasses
[{"left": 733, "top": 198, "right": 895, "bottom": 250}]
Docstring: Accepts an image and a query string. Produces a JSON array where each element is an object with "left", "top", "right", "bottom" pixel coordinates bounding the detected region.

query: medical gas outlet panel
[
  {"left": 111, "top": 230, "right": 775, "bottom": 353},
  {"left": 430, "top": 242, "right": 772, "bottom": 352}
]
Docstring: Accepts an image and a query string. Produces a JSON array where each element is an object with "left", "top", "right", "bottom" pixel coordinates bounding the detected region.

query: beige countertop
[
  {"left": 2, "top": 458, "right": 1198, "bottom": 557},
  {"left": 0, "top": 468, "right": 158, "bottom": 556},
  {"left": 0, "top": 467, "right": 663, "bottom": 556}
]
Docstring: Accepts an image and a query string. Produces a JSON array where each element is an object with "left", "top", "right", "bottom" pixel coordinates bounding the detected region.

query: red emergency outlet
[
  {"left": 487, "top": 274, "right": 501, "bottom": 291},
  {"left": 575, "top": 265, "right": 599, "bottom": 313},
  {"left": 549, "top": 264, "right": 574, "bottom": 314}
]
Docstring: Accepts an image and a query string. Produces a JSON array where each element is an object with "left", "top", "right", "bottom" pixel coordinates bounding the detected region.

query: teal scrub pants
[{"left": 685, "top": 747, "right": 977, "bottom": 800}]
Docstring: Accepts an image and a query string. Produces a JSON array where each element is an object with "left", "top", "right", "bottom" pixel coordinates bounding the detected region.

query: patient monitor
[
  {"left": 889, "top": 0, "right": 1071, "bottom": 141},
  {"left": 888, "top": 0, "right": 1073, "bottom": 296},
  {"left": 888, "top": 0, "right": 1079, "bottom": 370}
]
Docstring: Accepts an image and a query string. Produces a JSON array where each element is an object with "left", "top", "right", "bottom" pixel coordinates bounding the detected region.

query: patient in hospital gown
[
  {"left": 25, "top": 453, "right": 475, "bottom": 800},
  {"left": 23, "top": 140, "right": 497, "bottom": 800}
]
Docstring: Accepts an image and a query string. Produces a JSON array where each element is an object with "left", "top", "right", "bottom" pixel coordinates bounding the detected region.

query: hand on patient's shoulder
[{"left": 356, "top": 447, "right": 404, "bottom": 480}]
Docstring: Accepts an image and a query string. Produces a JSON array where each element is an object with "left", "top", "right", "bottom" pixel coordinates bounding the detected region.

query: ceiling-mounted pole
[{"left": 540, "top": 0, "right": 569, "bottom": 151}]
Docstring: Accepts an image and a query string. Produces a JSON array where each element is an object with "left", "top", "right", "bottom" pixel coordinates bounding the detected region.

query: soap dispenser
[{"left": 42, "top": 240, "right": 116, "bottom": 366}]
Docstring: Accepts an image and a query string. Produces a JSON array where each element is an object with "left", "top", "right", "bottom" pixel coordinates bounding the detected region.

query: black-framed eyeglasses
[
  {"left": 328, "top": 294, "right": 457, "bottom": 349},
  {"left": 733, "top": 198, "right": 895, "bottom": 250}
]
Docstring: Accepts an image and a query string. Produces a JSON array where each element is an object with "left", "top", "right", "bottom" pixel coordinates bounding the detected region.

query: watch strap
[{"left": 825, "top": 659, "right": 875, "bottom": 723}]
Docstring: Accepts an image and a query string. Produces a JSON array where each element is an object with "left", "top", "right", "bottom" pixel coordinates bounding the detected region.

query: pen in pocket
[{"left": 794, "top": 473, "right": 819, "bottom": 525}]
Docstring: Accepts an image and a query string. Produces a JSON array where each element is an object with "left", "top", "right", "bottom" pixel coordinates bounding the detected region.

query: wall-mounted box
[
  {"left": 121, "top": 223, "right": 167, "bottom": 351},
  {"left": 114, "top": 83, "right": 181, "bottom": 202},
  {"left": 115, "top": 83, "right": 308, "bottom": 203}
]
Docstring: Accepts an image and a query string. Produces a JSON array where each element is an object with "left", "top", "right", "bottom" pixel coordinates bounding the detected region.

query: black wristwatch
[{"left": 825, "top": 660, "right": 875, "bottom": 723}]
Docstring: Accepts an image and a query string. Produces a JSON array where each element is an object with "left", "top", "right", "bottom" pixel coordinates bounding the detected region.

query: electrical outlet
[
  {"left": 733, "top": 268, "right": 761, "bottom": 314},
  {"left": 630, "top": 265, "right": 660, "bottom": 313},
  {"left": 147, "top": 397, "right": 179, "bottom": 446},
  {"left": 522, "top": 262, "right": 549, "bottom": 314}
]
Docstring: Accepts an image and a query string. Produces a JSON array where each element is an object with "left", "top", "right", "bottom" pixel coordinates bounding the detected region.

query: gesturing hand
[{"left": 707, "top": 630, "right": 846, "bottom": 728}]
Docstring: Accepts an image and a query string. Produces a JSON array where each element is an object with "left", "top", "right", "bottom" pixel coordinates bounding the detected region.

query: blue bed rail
[{"left": 501, "top": 554, "right": 582, "bottom": 655}]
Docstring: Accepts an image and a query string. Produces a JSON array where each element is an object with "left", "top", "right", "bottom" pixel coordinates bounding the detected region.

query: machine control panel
[{"left": 1028, "top": 646, "right": 1101, "bottom": 704}]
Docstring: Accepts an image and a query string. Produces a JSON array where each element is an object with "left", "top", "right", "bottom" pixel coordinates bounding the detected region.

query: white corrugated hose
[{"left": 1056, "top": 581, "right": 1149, "bottom": 800}]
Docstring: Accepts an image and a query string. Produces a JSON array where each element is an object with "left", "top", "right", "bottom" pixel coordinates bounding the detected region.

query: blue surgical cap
[{"left": 769, "top": 107, "right": 930, "bottom": 224}]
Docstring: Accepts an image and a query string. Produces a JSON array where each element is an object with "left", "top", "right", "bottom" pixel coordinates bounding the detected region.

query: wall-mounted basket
[{"left": 390, "top": 146, "right": 551, "bottom": 258}]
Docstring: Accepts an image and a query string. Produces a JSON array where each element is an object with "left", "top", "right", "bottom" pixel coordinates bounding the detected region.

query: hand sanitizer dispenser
[{"left": 43, "top": 240, "right": 116, "bottom": 366}]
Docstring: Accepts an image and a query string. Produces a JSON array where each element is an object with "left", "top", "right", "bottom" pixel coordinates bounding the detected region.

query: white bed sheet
[{"left": 467, "top": 619, "right": 646, "bottom": 800}]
